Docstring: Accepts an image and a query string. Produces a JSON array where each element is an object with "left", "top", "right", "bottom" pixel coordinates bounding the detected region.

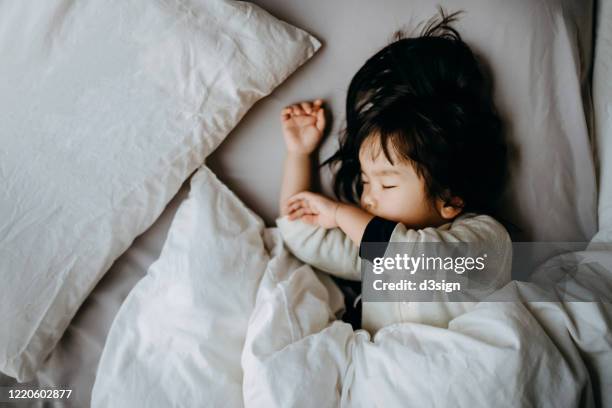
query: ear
[{"left": 436, "top": 196, "right": 464, "bottom": 220}]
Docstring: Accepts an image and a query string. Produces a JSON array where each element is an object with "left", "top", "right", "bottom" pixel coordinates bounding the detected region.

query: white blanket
[{"left": 92, "top": 166, "right": 612, "bottom": 407}]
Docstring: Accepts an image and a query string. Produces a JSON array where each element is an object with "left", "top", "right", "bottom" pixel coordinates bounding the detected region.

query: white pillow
[{"left": 0, "top": 0, "right": 320, "bottom": 381}]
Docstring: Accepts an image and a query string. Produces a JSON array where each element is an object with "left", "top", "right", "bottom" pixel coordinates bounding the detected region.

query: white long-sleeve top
[{"left": 277, "top": 213, "right": 512, "bottom": 333}]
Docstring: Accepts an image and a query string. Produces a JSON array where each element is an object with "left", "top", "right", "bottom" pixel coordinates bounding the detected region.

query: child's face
[{"left": 358, "top": 135, "right": 456, "bottom": 229}]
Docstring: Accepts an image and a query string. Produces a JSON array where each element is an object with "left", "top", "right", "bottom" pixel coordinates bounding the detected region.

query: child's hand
[
  {"left": 281, "top": 99, "right": 326, "bottom": 154},
  {"left": 285, "top": 191, "right": 339, "bottom": 229}
]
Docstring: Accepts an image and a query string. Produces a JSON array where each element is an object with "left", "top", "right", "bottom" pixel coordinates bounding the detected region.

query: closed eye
[{"left": 382, "top": 185, "right": 396, "bottom": 189}]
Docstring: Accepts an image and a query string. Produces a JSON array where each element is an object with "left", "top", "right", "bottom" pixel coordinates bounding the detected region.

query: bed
[{"left": 1, "top": 0, "right": 611, "bottom": 407}]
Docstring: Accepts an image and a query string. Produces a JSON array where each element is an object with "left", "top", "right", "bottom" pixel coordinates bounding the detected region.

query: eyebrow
[{"left": 361, "top": 169, "right": 401, "bottom": 177}]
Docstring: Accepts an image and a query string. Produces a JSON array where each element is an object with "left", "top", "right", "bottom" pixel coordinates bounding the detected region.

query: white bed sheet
[
  {"left": 210, "top": 0, "right": 598, "bottom": 243},
  {"left": 593, "top": 0, "right": 612, "bottom": 240}
]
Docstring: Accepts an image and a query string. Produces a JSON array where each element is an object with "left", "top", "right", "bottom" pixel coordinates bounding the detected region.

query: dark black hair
[{"left": 323, "top": 8, "right": 507, "bottom": 215}]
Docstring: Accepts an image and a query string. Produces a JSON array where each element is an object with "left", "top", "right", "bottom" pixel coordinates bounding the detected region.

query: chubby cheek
[{"left": 379, "top": 189, "right": 430, "bottom": 223}]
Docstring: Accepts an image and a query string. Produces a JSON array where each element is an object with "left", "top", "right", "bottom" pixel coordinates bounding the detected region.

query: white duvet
[{"left": 92, "top": 166, "right": 612, "bottom": 407}]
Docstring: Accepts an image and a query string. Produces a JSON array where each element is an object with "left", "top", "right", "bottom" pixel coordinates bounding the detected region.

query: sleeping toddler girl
[{"left": 277, "top": 10, "right": 512, "bottom": 333}]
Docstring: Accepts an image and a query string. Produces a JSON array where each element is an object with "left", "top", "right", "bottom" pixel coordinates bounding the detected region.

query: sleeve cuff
[{"left": 358, "top": 216, "right": 398, "bottom": 262}]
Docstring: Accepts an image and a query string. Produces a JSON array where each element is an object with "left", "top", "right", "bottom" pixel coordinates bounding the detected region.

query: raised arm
[{"left": 279, "top": 100, "right": 326, "bottom": 216}]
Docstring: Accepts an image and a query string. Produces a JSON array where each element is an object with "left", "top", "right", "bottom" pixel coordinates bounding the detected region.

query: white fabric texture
[
  {"left": 277, "top": 214, "right": 512, "bottom": 332},
  {"left": 0, "top": 0, "right": 320, "bottom": 381},
  {"left": 91, "top": 166, "right": 346, "bottom": 407},
  {"left": 93, "top": 165, "right": 612, "bottom": 407},
  {"left": 91, "top": 166, "right": 270, "bottom": 407},
  {"left": 242, "top": 247, "right": 612, "bottom": 408},
  {"left": 593, "top": 0, "right": 612, "bottom": 241},
  {"left": 3, "top": 0, "right": 602, "bottom": 399}
]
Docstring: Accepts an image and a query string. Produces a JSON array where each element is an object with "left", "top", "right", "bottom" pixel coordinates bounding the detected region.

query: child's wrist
[
  {"left": 333, "top": 202, "right": 342, "bottom": 227},
  {"left": 286, "top": 150, "right": 312, "bottom": 158}
]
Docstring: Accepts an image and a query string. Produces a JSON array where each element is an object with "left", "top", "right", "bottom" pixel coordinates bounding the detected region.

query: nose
[{"left": 361, "top": 191, "right": 376, "bottom": 211}]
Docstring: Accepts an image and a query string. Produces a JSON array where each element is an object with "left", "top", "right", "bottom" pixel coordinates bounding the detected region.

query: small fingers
[
  {"left": 283, "top": 100, "right": 324, "bottom": 117},
  {"left": 292, "top": 105, "right": 304, "bottom": 115},
  {"left": 288, "top": 207, "right": 314, "bottom": 220},
  {"left": 282, "top": 104, "right": 304, "bottom": 116},
  {"left": 315, "top": 108, "right": 326, "bottom": 132},
  {"left": 285, "top": 199, "right": 306, "bottom": 214},
  {"left": 286, "top": 194, "right": 303, "bottom": 206},
  {"left": 300, "top": 102, "right": 312, "bottom": 114},
  {"left": 287, "top": 191, "right": 313, "bottom": 205},
  {"left": 281, "top": 107, "right": 295, "bottom": 123}
]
